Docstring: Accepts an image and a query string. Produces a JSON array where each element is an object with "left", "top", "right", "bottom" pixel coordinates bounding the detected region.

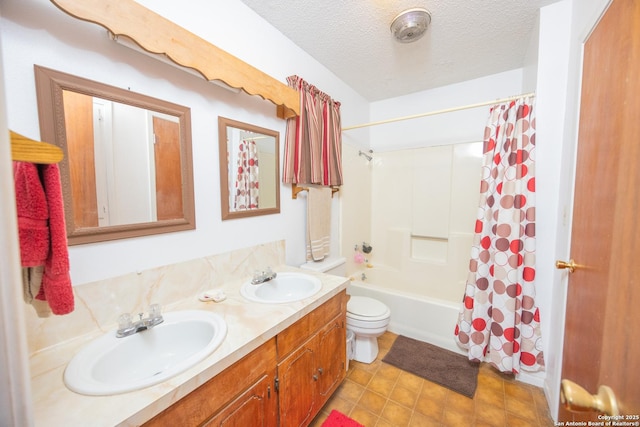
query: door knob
[
  {"left": 556, "top": 259, "right": 578, "bottom": 273},
  {"left": 560, "top": 379, "right": 619, "bottom": 416}
]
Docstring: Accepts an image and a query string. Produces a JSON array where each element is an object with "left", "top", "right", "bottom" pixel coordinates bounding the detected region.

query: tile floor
[{"left": 310, "top": 332, "right": 554, "bottom": 427}]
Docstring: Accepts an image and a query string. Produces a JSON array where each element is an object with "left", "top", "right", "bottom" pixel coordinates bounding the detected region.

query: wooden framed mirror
[
  {"left": 34, "top": 65, "right": 195, "bottom": 245},
  {"left": 218, "top": 116, "right": 280, "bottom": 220}
]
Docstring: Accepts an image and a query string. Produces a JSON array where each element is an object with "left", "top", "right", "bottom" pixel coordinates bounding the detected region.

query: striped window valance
[{"left": 282, "top": 76, "right": 343, "bottom": 186}]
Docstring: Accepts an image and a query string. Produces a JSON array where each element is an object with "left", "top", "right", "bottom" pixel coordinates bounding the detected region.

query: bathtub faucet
[{"left": 361, "top": 273, "right": 367, "bottom": 281}]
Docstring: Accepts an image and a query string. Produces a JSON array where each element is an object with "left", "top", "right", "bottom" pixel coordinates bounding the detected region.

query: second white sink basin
[
  {"left": 64, "top": 310, "right": 227, "bottom": 396},
  {"left": 241, "top": 272, "right": 322, "bottom": 303}
]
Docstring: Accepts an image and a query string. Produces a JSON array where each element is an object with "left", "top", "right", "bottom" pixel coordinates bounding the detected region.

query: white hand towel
[{"left": 306, "top": 187, "right": 332, "bottom": 261}]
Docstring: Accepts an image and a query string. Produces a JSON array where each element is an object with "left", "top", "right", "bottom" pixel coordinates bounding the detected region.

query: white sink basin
[
  {"left": 64, "top": 310, "right": 227, "bottom": 396},
  {"left": 241, "top": 272, "right": 322, "bottom": 303}
]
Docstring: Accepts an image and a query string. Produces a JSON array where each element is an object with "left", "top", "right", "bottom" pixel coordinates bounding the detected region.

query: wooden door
[
  {"left": 62, "top": 90, "right": 98, "bottom": 228},
  {"left": 559, "top": 0, "right": 640, "bottom": 421},
  {"left": 153, "top": 116, "right": 182, "bottom": 220},
  {"left": 315, "top": 316, "right": 346, "bottom": 403},
  {"left": 277, "top": 340, "right": 317, "bottom": 427}
]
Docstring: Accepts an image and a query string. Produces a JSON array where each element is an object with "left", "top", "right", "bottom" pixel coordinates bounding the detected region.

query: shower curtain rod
[{"left": 342, "top": 92, "right": 535, "bottom": 131}]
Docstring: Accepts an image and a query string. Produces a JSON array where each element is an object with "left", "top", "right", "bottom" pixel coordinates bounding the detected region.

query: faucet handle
[
  {"left": 149, "top": 303, "right": 162, "bottom": 320},
  {"left": 118, "top": 313, "right": 133, "bottom": 330}
]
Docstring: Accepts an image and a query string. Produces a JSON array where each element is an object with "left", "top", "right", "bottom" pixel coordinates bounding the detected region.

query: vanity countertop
[{"left": 30, "top": 266, "right": 348, "bottom": 427}]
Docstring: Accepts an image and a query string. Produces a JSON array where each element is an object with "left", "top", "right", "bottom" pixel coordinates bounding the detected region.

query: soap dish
[{"left": 199, "top": 289, "right": 227, "bottom": 303}]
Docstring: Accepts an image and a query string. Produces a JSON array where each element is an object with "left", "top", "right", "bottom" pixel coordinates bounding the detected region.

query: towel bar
[{"left": 291, "top": 183, "right": 340, "bottom": 199}]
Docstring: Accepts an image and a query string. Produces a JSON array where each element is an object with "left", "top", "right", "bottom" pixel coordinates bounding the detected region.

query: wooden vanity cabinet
[
  {"left": 276, "top": 291, "right": 347, "bottom": 427},
  {"left": 143, "top": 290, "right": 347, "bottom": 427},
  {"left": 144, "top": 338, "right": 278, "bottom": 427}
]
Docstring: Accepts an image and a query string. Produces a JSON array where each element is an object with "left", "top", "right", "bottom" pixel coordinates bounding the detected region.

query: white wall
[
  {"left": 522, "top": 13, "right": 540, "bottom": 94},
  {"left": 368, "top": 69, "right": 524, "bottom": 151},
  {"left": 0, "top": 20, "right": 34, "bottom": 425},
  {"left": 0, "top": 0, "right": 369, "bottom": 286},
  {"left": 339, "top": 143, "right": 373, "bottom": 272},
  {"left": 534, "top": 0, "right": 573, "bottom": 416}
]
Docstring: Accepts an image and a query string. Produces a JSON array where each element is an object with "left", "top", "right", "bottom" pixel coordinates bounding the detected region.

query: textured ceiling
[{"left": 238, "top": 0, "right": 561, "bottom": 101}]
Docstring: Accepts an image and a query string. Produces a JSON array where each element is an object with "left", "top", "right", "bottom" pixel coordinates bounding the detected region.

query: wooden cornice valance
[{"left": 49, "top": 0, "right": 300, "bottom": 119}]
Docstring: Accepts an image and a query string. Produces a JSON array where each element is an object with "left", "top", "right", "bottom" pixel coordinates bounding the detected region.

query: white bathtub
[
  {"left": 347, "top": 275, "right": 465, "bottom": 355},
  {"left": 347, "top": 269, "right": 546, "bottom": 387}
]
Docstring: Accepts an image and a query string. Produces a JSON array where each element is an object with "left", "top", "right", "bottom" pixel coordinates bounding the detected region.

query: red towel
[
  {"left": 14, "top": 161, "right": 74, "bottom": 315},
  {"left": 13, "top": 162, "right": 49, "bottom": 265}
]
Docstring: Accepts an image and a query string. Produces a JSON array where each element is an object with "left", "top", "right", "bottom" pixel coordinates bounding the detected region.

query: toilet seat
[{"left": 347, "top": 296, "right": 390, "bottom": 322}]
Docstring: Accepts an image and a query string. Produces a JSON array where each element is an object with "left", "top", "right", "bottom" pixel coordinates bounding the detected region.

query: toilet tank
[{"left": 300, "top": 257, "right": 346, "bottom": 277}]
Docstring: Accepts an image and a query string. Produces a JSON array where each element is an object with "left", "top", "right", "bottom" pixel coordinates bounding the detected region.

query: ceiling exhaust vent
[{"left": 390, "top": 8, "right": 431, "bottom": 43}]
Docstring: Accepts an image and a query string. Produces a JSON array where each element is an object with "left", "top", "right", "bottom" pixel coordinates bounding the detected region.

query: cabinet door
[
  {"left": 144, "top": 339, "right": 277, "bottom": 427},
  {"left": 315, "top": 316, "right": 346, "bottom": 403},
  {"left": 277, "top": 341, "right": 317, "bottom": 427},
  {"left": 202, "top": 374, "right": 277, "bottom": 427}
]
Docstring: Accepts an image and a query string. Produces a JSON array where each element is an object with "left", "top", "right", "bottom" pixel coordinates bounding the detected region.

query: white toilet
[
  {"left": 346, "top": 296, "right": 391, "bottom": 364},
  {"left": 300, "top": 257, "right": 391, "bottom": 364}
]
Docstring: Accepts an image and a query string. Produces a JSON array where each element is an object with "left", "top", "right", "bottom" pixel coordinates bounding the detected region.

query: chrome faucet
[
  {"left": 116, "top": 304, "right": 163, "bottom": 338},
  {"left": 251, "top": 267, "right": 277, "bottom": 285}
]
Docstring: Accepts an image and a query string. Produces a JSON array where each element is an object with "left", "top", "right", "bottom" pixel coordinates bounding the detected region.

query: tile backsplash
[{"left": 23, "top": 241, "right": 285, "bottom": 355}]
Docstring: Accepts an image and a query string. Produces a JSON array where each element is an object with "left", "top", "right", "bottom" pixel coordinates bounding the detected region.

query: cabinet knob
[
  {"left": 312, "top": 374, "right": 318, "bottom": 381},
  {"left": 317, "top": 368, "right": 324, "bottom": 375}
]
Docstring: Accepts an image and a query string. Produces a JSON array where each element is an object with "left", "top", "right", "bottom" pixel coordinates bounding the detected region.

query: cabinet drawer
[
  {"left": 276, "top": 290, "right": 347, "bottom": 361},
  {"left": 144, "top": 338, "right": 277, "bottom": 427}
]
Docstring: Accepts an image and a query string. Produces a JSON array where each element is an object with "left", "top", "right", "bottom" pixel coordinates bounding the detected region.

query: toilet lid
[{"left": 347, "top": 296, "right": 390, "bottom": 318}]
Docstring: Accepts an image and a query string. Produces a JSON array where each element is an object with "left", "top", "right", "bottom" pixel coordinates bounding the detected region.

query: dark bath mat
[{"left": 382, "top": 335, "right": 479, "bottom": 398}]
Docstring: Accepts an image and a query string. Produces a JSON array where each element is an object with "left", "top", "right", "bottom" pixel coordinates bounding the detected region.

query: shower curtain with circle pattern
[
  {"left": 233, "top": 139, "right": 259, "bottom": 210},
  {"left": 454, "top": 96, "right": 544, "bottom": 374}
]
